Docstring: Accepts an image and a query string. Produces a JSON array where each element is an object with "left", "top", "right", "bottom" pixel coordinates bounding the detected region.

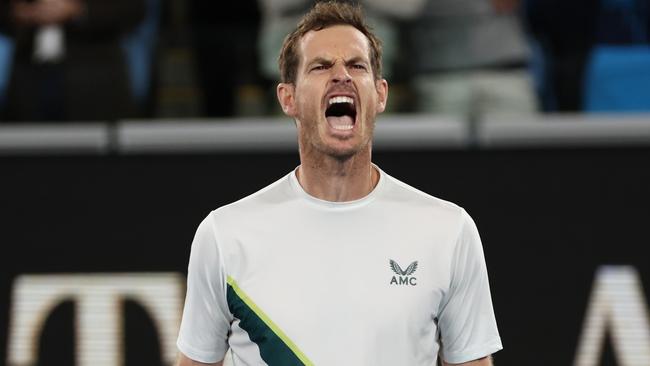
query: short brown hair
[{"left": 278, "top": 1, "right": 383, "bottom": 84}]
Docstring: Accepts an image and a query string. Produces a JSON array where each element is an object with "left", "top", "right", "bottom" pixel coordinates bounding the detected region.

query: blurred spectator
[
  {"left": 361, "top": 0, "right": 425, "bottom": 111},
  {"left": 0, "top": 0, "right": 145, "bottom": 122},
  {"left": 525, "top": 0, "right": 601, "bottom": 111},
  {"left": 188, "top": 0, "right": 263, "bottom": 117},
  {"left": 594, "top": 0, "right": 649, "bottom": 45},
  {"left": 405, "top": 0, "right": 536, "bottom": 118}
]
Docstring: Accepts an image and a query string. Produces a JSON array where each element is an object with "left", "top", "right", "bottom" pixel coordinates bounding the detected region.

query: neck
[{"left": 296, "top": 147, "right": 378, "bottom": 202}]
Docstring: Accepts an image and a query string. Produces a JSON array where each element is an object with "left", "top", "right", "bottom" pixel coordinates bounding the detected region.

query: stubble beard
[{"left": 299, "top": 110, "right": 375, "bottom": 162}]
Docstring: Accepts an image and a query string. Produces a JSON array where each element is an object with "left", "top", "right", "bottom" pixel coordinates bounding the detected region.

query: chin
[
  {"left": 327, "top": 149, "right": 358, "bottom": 161},
  {"left": 319, "top": 140, "right": 368, "bottom": 161}
]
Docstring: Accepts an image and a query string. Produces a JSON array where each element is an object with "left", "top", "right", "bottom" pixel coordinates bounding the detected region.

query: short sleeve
[
  {"left": 438, "top": 210, "right": 503, "bottom": 364},
  {"left": 177, "top": 213, "right": 232, "bottom": 363}
]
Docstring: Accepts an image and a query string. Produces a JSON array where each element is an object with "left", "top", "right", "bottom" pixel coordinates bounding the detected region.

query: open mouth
[{"left": 325, "top": 96, "right": 357, "bottom": 131}]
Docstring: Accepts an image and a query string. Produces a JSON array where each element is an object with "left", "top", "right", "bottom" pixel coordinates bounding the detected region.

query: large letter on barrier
[
  {"left": 6, "top": 273, "right": 184, "bottom": 366},
  {"left": 574, "top": 266, "right": 650, "bottom": 366}
]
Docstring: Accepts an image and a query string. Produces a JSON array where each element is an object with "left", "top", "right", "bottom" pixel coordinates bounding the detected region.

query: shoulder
[
  {"left": 379, "top": 170, "right": 478, "bottom": 243},
  {"left": 381, "top": 171, "right": 467, "bottom": 220},
  {"left": 208, "top": 171, "right": 295, "bottom": 223}
]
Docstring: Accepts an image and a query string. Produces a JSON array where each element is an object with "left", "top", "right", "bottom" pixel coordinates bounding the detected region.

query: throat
[{"left": 296, "top": 162, "right": 378, "bottom": 202}]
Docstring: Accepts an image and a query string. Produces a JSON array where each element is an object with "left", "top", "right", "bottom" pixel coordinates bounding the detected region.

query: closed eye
[{"left": 310, "top": 64, "right": 330, "bottom": 71}]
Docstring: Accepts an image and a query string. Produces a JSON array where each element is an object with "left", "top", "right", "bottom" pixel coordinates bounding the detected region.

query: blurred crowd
[{"left": 0, "top": 0, "right": 648, "bottom": 122}]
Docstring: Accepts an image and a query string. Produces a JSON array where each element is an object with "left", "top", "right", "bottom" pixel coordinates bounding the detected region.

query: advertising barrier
[{"left": 1, "top": 145, "right": 650, "bottom": 365}]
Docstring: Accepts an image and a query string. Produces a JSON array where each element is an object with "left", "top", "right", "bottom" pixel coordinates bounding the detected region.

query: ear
[
  {"left": 277, "top": 83, "right": 297, "bottom": 117},
  {"left": 375, "top": 78, "right": 388, "bottom": 113}
]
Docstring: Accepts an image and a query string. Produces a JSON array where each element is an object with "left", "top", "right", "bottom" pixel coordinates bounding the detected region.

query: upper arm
[
  {"left": 441, "top": 355, "right": 492, "bottom": 366},
  {"left": 177, "top": 352, "right": 223, "bottom": 366},
  {"left": 437, "top": 210, "right": 502, "bottom": 363},
  {"left": 176, "top": 214, "right": 232, "bottom": 363}
]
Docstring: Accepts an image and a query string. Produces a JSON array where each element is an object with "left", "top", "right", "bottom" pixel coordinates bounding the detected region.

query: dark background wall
[{"left": 1, "top": 147, "right": 649, "bottom": 365}]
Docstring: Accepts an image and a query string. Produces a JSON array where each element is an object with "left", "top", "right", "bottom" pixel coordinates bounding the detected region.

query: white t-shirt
[{"left": 177, "top": 166, "right": 502, "bottom": 365}]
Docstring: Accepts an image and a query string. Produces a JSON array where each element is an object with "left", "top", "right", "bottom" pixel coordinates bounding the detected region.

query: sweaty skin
[{"left": 277, "top": 25, "right": 388, "bottom": 202}]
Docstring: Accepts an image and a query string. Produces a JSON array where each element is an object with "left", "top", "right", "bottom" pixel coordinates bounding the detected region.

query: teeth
[
  {"left": 332, "top": 125, "right": 354, "bottom": 130},
  {"left": 328, "top": 96, "right": 354, "bottom": 105}
]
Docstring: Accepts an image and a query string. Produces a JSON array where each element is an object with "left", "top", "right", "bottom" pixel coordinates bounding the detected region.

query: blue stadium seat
[
  {"left": 121, "top": 0, "right": 160, "bottom": 107},
  {"left": 0, "top": 35, "right": 14, "bottom": 108},
  {"left": 584, "top": 46, "right": 650, "bottom": 112}
]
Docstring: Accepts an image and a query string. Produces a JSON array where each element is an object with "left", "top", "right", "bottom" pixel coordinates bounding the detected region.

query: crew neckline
[{"left": 288, "top": 164, "right": 386, "bottom": 209}]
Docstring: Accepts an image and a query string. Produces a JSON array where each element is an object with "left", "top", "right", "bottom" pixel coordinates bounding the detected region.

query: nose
[{"left": 331, "top": 62, "right": 351, "bottom": 84}]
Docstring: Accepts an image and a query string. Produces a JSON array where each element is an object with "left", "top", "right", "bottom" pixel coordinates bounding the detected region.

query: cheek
[
  {"left": 361, "top": 88, "right": 379, "bottom": 113},
  {"left": 297, "top": 88, "right": 321, "bottom": 115}
]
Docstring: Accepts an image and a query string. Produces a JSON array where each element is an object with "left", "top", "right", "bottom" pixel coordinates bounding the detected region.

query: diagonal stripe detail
[{"left": 226, "top": 276, "right": 314, "bottom": 366}]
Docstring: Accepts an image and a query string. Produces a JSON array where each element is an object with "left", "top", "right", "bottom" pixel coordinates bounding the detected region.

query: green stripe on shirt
[{"left": 226, "top": 276, "right": 314, "bottom": 366}]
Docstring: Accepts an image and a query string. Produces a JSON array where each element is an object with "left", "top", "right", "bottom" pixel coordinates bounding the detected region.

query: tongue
[{"left": 326, "top": 115, "right": 354, "bottom": 129}]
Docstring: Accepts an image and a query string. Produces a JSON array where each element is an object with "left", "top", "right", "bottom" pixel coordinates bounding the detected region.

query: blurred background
[{"left": 1, "top": 0, "right": 650, "bottom": 365}]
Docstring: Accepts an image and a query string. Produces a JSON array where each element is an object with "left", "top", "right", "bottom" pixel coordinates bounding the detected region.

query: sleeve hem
[
  {"left": 442, "top": 338, "right": 503, "bottom": 364},
  {"left": 177, "top": 338, "right": 227, "bottom": 364}
]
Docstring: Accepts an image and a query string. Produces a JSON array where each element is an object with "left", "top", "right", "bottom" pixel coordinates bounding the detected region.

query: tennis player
[{"left": 176, "top": 2, "right": 502, "bottom": 365}]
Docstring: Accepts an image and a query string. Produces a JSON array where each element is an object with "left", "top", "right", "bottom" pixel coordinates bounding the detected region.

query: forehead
[{"left": 298, "top": 25, "right": 371, "bottom": 64}]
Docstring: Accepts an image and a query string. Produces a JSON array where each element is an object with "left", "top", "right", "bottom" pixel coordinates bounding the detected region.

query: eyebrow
[
  {"left": 344, "top": 57, "right": 369, "bottom": 66},
  {"left": 306, "top": 57, "right": 333, "bottom": 68},
  {"left": 305, "top": 56, "right": 369, "bottom": 68}
]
